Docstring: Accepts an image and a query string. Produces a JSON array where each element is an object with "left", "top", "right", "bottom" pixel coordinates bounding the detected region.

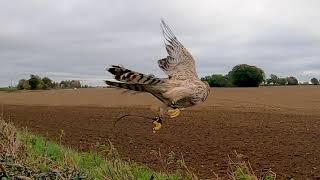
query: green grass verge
[
  {"left": 0, "top": 119, "right": 194, "bottom": 179},
  {"left": 20, "top": 132, "right": 189, "bottom": 179},
  {"left": 0, "top": 119, "right": 276, "bottom": 179}
]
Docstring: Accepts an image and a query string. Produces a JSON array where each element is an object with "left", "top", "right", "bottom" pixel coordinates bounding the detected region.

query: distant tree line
[
  {"left": 265, "top": 74, "right": 299, "bottom": 85},
  {"left": 201, "top": 64, "right": 265, "bottom": 87},
  {"left": 265, "top": 74, "right": 319, "bottom": 86},
  {"left": 202, "top": 64, "right": 319, "bottom": 87},
  {"left": 17, "top": 74, "right": 89, "bottom": 90}
]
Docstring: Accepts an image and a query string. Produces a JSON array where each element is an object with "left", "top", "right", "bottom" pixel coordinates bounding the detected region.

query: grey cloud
[{"left": 1, "top": 0, "right": 320, "bottom": 87}]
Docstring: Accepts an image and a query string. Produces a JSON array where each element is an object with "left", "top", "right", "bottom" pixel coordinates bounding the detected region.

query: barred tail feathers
[
  {"left": 105, "top": 81, "right": 147, "bottom": 92},
  {"left": 107, "top": 65, "right": 163, "bottom": 85}
]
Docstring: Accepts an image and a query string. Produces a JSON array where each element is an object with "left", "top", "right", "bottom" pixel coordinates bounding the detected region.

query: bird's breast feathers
[{"left": 161, "top": 79, "right": 209, "bottom": 107}]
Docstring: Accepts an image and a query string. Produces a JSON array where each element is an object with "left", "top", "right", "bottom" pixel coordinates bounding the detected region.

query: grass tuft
[
  {"left": 0, "top": 119, "right": 191, "bottom": 179},
  {"left": 0, "top": 118, "right": 277, "bottom": 179},
  {"left": 228, "top": 151, "right": 276, "bottom": 180}
]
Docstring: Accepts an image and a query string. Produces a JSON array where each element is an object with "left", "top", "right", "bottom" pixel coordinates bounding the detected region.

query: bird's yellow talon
[
  {"left": 153, "top": 121, "right": 162, "bottom": 133},
  {"left": 168, "top": 108, "right": 180, "bottom": 118}
]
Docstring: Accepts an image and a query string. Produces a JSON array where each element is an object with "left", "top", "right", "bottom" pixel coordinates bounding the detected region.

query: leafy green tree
[
  {"left": 277, "top": 78, "right": 287, "bottom": 85},
  {"left": 36, "top": 80, "right": 45, "bottom": 90},
  {"left": 311, "top": 78, "right": 319, "bottom": 85},
  {"left": 52, "top": 82, "right": 60, "bottom": 89},
  {"left": 16, "top": 75, "right": 66, "bottom": 90},
  {"left": 42, "top": 77, "right": 53, "bottom": 90},
  {"left": 60, "top": 81, "right": 66, "bottom": 88},
  {"left": 286, "top": 76, "right": 298, "bottom": 85},
  {"left": 70, "top": 80, "right": 81, "bottom": 88},
  {"left": 28, "top": 74, "right": 41, "bottom": 90},
  {"left": 270, "top": 74, "right": 279, "bottom": 85},
  {"left": 17, "top": 79, "right": 31, "bottom": 90},
  {"left": 201, "top": 74, "right": 231, "bottom": 87},
  {"left": 266, "top": 78, "right": 273, "bottom": 85},
  {"left": 17, "top": 79, "right": 25, "bottom": 90},
  {"left": 60, "top": 80, "right": 81, "bottom": 89},
  {"left": 228, "top": 64, "right": 265, "bottom": 87}
]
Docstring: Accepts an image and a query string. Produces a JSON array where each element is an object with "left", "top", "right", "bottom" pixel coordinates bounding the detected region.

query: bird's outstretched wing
[{"left": 158, "top": 20, "right": 198, "bottom": 80}]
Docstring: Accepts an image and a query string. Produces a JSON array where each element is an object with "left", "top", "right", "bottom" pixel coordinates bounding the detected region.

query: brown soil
[{"left": 0, "top": 86, "right": 320, "bottom": 179}]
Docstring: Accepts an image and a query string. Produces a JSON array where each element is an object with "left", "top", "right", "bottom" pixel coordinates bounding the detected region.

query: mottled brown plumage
[{"left": 105, "top": 20, "right": 210, "bottom": 130}]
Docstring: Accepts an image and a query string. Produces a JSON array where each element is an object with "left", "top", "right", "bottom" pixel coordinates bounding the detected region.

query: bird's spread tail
[
  {"left": 105, "top": 81, "right": 146, "bottom": 92},
  {"left": 106, "top": 65, "right": 163, "bottom": 85}
]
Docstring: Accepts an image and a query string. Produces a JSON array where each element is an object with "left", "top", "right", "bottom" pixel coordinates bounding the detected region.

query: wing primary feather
[
  {"left": 161, "top": 19, "right": 175, "bottom": 40},
  {"left": 161, "top": 21, "right": 179, "bottom": 47},
  {"left": 161, "top": 20, "right": 181, "bottom": 47},
  {"left": 163, "top": 31, "right": 179, "bottom": 47},
  {"left": 161, "top": 19, "right": 175, "bottom": 38},
  {"left": 158, "top": 20, "right": 198, "bottom": 80}
]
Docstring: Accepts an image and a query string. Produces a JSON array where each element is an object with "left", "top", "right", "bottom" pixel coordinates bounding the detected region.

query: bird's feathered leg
[
  {"left": 153, "top": 103, "right": 184, "bottom": 132},
  {"left": 150, "top": 104, "right": 167, "bottom": 133},
  {"left": 162, "top": 87, "right": 193, "bottom": 118}
]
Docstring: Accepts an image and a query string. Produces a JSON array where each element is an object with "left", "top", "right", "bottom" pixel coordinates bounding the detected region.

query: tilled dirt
[{"left": 0, "top": 86, "right": 320, "bottom": 179}]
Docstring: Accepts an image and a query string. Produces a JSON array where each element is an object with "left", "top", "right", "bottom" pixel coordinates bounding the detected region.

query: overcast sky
[{"left": 1, "top": 0, "right": 320, "bottom": 86}]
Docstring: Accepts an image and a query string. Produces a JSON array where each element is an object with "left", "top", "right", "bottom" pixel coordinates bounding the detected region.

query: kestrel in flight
[{"left": 105, "top": 20, "right": 210, "bottom": 131}]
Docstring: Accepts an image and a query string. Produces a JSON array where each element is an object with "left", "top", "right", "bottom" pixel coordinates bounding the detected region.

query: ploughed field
[{"left": 1, "top": 86, "right": 320, "bottom": 179}]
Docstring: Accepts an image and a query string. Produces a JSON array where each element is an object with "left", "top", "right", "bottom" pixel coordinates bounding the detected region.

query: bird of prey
[{"left": 105, "top": 20, "right": 210, "bottom": 132}]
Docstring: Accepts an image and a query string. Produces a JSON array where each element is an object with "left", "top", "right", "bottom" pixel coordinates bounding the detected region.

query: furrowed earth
[{"left": 1, "top": 86, "right": 319, "bottom": 179}]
